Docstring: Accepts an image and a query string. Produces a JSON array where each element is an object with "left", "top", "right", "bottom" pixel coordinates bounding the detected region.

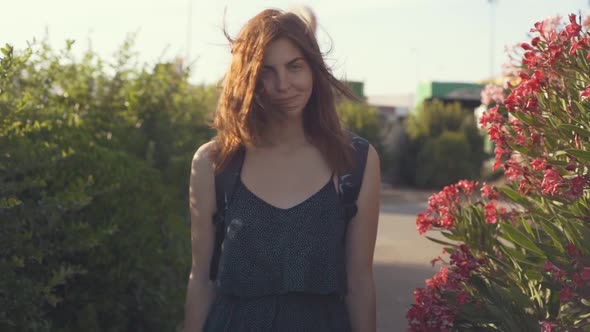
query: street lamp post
[
  {"left": 488, "top": 0, "right": 497, "bottom": 79},
  {"left": 186, "top": 0, "right": 192, "bottom": 62}
]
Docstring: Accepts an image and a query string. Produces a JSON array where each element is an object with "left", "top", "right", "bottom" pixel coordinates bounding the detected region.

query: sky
[{"left": 2, "top": 0, "right": 589, "bottom": 96}]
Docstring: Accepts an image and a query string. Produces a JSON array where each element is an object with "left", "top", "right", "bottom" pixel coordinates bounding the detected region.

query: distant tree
[
  {"left": 336, "top": 101, "right": 381, "bottom": 144},
  {"left": 401, "top": 100, "right": 485, "bottom": 188}
]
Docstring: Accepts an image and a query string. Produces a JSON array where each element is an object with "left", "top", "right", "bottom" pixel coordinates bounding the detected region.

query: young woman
[{"left": 184, "top": 8, "right": 380, "bottom": 332}]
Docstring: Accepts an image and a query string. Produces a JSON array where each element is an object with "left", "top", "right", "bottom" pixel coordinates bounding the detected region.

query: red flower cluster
[
  {"left": 416, "top": 183, "right": 463, "bottom": 235},
  {"left": 479, "top": 14, "right": 590, "bottom": 198},
  {"left": 416, "top": 181, "right": 506, "bottom": 234},
  {"left": 412, "top": 14, "right": 590, "bottom": 329},
  {"left": 407, "top": 245, "right": 484, "bottom": 332}
]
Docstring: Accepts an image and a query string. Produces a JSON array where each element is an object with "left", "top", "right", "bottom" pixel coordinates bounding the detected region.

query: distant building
[
  {"left": 414, "top": 81, "right": 485, "bottom": 110},
  {"left": 367, "top": 94, "right": 414, "bottom": 121},
  {"left": 344, "top": 80, "right": 366, "bottom": 101}
]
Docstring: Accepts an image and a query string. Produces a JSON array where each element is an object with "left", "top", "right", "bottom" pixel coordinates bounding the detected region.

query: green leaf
[
  {"left": 511, "top": 111, "right": 536, "bottom": 126},
  {"left": 440, "top": 231, "right": 463, "bottom": 241},
  {"left": 523, "top": 269, "right": 543, "bottom": 281},
  {"left": 425, "top": 235, "right": 457, "bottom": 247},
  {"left": 571, "top": 222, "right": 590, "bottom": 248},
  {"left": 502, "top": 246, "right": 531, "bottom": 265},
  {"left": 506, "top": 140, "right": 533, "bottom": 156},
  {"left": 574, "top": 100, "right": 590, "bottom": 117},
  {"left": 500, "top": 222, "right": 545, "bottom": 257},
  {"left": 535, "top": 216, "right": 564, "bottom": 252},
  {"left": 546, "top": 159, "right": 568, "bottom": 166},
  {"left": 521, "top": 217, "right": 535, "bottom": 238},
  {"left": 487, "top": 254, "right": 513, "bottom": 270},
  {"left": 558, "top": 124, "right": 590, "bottom": 137},
  {"left": 565, "top": 149, "right": 590, "bottom": 162},
  {"left": 498, "top": 187, "right": 533, "bottom": 209}
]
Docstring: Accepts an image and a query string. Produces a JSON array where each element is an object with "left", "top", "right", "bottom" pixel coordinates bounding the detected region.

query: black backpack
[{"left": 209, "top": 134, "right": 369, "bottom": 280}]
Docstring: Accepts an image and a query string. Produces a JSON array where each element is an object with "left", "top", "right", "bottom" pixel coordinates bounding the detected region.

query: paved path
[{"left": 375, "top": 190, "right": 444, "bottom": 331}]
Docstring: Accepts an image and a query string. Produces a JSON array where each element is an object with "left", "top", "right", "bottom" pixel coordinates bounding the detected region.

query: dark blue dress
[{"left": 203, "top": 174, "right": 352, "bottom": 332}]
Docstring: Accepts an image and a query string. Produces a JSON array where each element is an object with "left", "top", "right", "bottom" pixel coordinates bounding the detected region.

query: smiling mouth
[{"left": 273, "top": 95, "right": 299, "bottom": 105}]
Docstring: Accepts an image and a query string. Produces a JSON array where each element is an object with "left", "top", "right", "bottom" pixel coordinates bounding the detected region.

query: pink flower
[
  {"left": 416, "top": 212, "right": 436, "bottom": 235},
  {"left": 543, "top": 261, "right": 565, "bottom": 279},
  {"left": 540, "top": 321, "right": 553, "bottom": 332},
  {"left": 457, "top": 180, "right": 477, "bottom": 195},
  {"left": 583, "top": 15, "right": 590, "bottom": 29},
  {"left": 520, "top": 42, "right": 534, "bottom": 51},
  {"left": 581, "top": 267, "right": 590, "bottom": 281},
  {"left": 565, "top": 243, "right": 580, "bottom": 257},
  {"left": 504, "top": 159, "right": 524, "bottom": 181},
  {"left": 488, "top": 123, "right": 504, "bottom": 142},
  {"left": 450, "top": 245, "right": 482, "bottom": 278},
  {"left": 426, "top": 267, "right": 449, "bottom": 288},
  {"left": 559, "top": 286, "right": 574, "bottom": 303},
  {"left": 493, "top": 143, "right": 511, "bottom": 171},
  {"left": 518, "top": 179, "right": 531, "bottom": 195},
  {"left": 456, "top": 292, "right": 469, "bottom": 305},
  {"left": 481, "top": 84, "right": 506, "bottom": 106},
  {"left": 479, "top": 105, "right": 503, "bottom": 129},
  {"left": 430, "top": 256, "right": 443, "bottom": 267},
  {"left": 565, "top": 14, "right": 582, "bottom": 38},
  {"left": 541, "top": 169, "right": 564, "bottom": 195},
  {"left": 480, "top": 183, "right": 498, "bottom": 200},
  {"left": 580, "top": 85, "right": 590, "bottom": 101},
  {"left": 566, "top": 176, "right": 587, "bottom": 200},
  {"left": 531, "top": 158, "right": 547, "bottom": 171},
  {"left": 484, "top": 200, "right": 499, "bottom": 224},
  {"left": 440, "top": 214, "right": 454, "bottom": 228},
  {"left": 407, "top": 274, "right": 456, "bottom": 331},
  {"left": 569, "top": 38, "right": 586, "bottom": 55}
]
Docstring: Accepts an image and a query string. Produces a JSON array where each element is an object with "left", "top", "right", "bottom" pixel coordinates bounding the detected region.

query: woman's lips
[{"left": 272, "top": 95, "right": 299, "bottom": 105}]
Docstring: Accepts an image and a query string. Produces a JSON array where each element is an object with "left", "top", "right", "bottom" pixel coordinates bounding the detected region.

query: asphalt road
[{"left": 375, "top": 199, "right": 444, "bottom": 332}]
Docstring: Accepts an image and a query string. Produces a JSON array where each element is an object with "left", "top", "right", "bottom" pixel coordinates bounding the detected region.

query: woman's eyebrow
[{"left": 262, "top": 57, "right": 305, "bottom": 69}]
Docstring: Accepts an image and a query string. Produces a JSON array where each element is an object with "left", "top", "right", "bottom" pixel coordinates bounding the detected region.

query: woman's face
[{"left": 259, "top": 37, "right": 313, "bottom": 116}]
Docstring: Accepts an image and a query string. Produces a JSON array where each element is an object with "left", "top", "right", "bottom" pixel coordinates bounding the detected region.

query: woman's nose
[{"left": 275, "top": 72, "right": 289, "bottom": 92}]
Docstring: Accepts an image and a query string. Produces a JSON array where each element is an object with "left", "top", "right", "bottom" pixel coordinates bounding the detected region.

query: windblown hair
[{"left": 211, "top": 8, "right": 358, "bottom": 175}]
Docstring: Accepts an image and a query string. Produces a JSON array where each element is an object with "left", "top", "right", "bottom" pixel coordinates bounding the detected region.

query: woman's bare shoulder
[{"left": 192, "top": 140, "right": 217, "bottom": 168}]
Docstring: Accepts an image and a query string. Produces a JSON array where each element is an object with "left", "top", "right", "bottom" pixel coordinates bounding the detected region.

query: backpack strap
[
  {"left": 209, "top": 146, "right": 245, "bottom": 281},
  {"left": 338, "top": 134, "right": 370, "bottom": 221}
]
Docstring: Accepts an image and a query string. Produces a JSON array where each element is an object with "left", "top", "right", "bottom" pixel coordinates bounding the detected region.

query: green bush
[
  {"left": 336, "top": 101, "right": 382, "bottom": 147},
  {"left": 415, "top": 131, "right": 476, "bottom": 188},
  {"left": 336, "top": 100, "right": 388, "bottom": 168},
  {"left": 406, "top": 100, "right": 465, "bottom": 140},
  {"left": 1, "top": 37, "right": 212, "bottom": 331},
  {"left": 403, "top": 100, "right": 484, "bottom": 187}
]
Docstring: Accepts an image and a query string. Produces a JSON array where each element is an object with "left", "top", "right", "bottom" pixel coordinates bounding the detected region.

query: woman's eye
[{"left": 289, "top": 63, "right": 302, "bottom": 70}]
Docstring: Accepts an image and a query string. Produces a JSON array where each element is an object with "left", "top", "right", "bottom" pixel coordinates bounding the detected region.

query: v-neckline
[{"left": 238, "top": 176, "right": 334, "bottom": 212}]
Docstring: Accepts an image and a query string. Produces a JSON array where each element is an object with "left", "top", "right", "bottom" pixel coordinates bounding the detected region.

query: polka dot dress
[{"left": 202, "top": 174, "right": 352, "bottom": 332}]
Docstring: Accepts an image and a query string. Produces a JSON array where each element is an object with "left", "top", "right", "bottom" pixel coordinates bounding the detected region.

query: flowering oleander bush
[{"left": 407, "top": 14, "right": 590, "bottom": 331}]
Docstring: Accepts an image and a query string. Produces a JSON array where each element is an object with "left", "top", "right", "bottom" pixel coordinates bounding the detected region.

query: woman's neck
[{"left": 260, "top": 115, "right": 310, "bottom": 151}]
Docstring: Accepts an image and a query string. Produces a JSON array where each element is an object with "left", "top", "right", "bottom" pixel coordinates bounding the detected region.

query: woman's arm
[
  {"left": 184, "top": 141, "right": 218, "bottom": 332},
  {"left": 344, "top": 144, "right": 381, "bottom": 332}
]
